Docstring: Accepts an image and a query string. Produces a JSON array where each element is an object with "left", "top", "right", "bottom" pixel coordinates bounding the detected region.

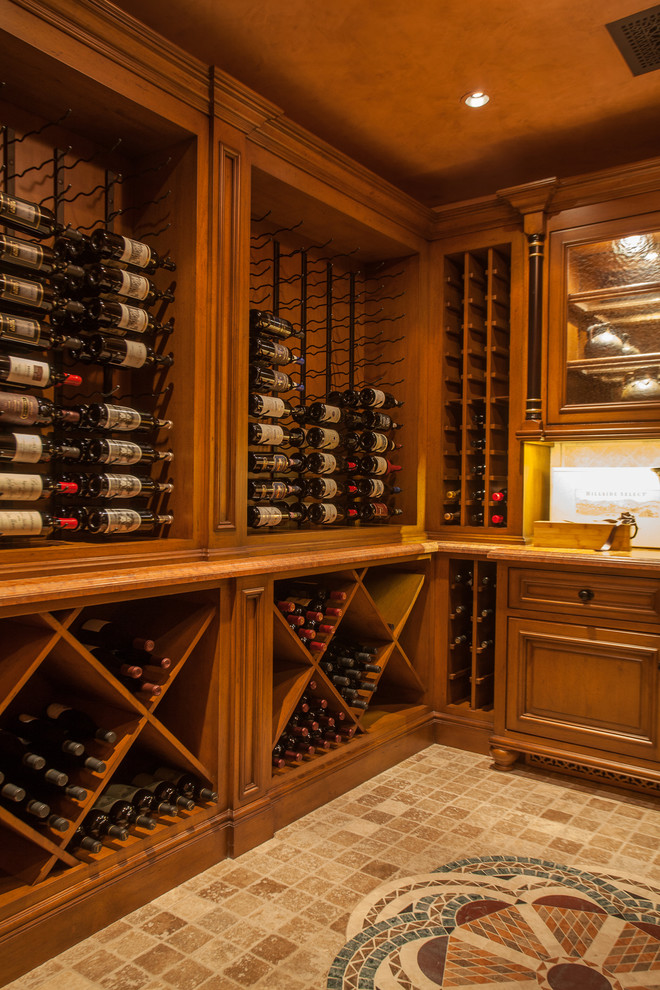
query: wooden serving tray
[{"left": 532, "top": 520, "right": 633, "bottom": 551}]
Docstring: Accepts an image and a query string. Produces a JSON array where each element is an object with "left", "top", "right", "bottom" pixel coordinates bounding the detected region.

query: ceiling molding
[
  {"left": 211, "top": 67, "right": 283, "bottom": 136},
  {"left": 552, "top": 155, "right": 660, "bottom": 213},
  {"left": 6, "top": 0, "right": 210, "bottom": 115},
  {"left": 431, "top": 194, "right": 521, "bottom": 239}
]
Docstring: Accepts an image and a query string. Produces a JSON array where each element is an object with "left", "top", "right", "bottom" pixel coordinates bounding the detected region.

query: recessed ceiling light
[{"left": 463, "top": 91, "right": 490, "bottom": 108}]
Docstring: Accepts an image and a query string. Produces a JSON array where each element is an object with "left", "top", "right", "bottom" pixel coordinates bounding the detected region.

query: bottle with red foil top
[
  {"left": 304, "top": 452, "right": 359, "bottom": 475},
  {"left": 491, "top": 488, "right": 507, "bottom": 503},
  {"left": 0, "top": 354, "right": 82, "bottom": 389},
  {"left": 0, "top": 473, "right": 78, "bottom": 500},
  {"left": 307, "top": 502, "right": 358, "bottom": 525},
  {"left": 491, "top": 511, "right": 507, "bottom": 527},
  {"left": 358, "top": 455, "right": 402, "bottom": 477},
  {"left": 0, "top": 510, "right": 79, "bottom": 537},
  {"left": 304, "top": 477, "right": 358, "bottom": 498}
]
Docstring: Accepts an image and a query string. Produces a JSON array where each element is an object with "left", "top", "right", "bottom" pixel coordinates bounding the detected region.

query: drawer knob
[{"left": 578, "top": 588, "right": 594, "bottom": 602}]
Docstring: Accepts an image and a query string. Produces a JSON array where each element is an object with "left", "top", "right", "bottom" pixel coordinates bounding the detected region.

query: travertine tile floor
[{"left": 6, "top": 743, "right": 660, "bottom": 990}]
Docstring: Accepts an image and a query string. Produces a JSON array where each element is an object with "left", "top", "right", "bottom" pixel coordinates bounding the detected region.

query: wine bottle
[
  {"left": 12, "top": 714, "right": 86, "bottom": 758},
  {"left": 102, "top": 783, "right": 177, "bottom": 817},
  {"left": 131, "top": 774, "right": 194, "bottom": 810},
  {"left": 248, "top": 393, "right": 304, "bottom": 420},
  {"left": 363, "top": 410, "right": 402, "bottom": 431},
  {"left": 0, "top": 354, "right": 82, "bottom": 389},
  {"left": 453, "top": 604, "right": 470, "bottom": 616},
  {"left": 305, "top": 426, "right": 341, "bottom": 450},
  {"left": 76, "top": 617, "right": 156, "bottom": 653},
  {"left": 454, "top": 634, "right": 470, "bottom": 645},
  {"left": 272, "top": 742, "right": 302, "bottom": 766},
  {"left": 304, "top": 477, "right": 357, "bottom": 498},
  {"left": 358, "top": 501, "right": 403, "bottom": 522},
  {"left": 359, "top": 388, "right": 403, "bottom": 409},
  {"left": 305, "top": 402, "right": 343, "bottom": 424},
  {"left": 44, "top": 704, "right": 117, "bottom": 745},
  {"left": 471, "top": 460, "right": 486, "bottom": 477},
  {"left": 85, "top": 473, "right": 173, "bottom": 499},
  {"left": 152, "top": 767, "right": 217, "bottom": 803},
  {"left": 470, "top": 512, "right": 484, "bottom": 525},
  {"left": 70, "top": 826, "right": 102, "bottom": 854},
  {"left": 85, "top": 508, "right": 174, "bottom": 535},
  {"left": 479, "top": 638, "right": 494, "bottom": 649},
  {"left": 248, "top": 479, "right": 304, "bottom": 500},
  {"left": 92, "top": 793, "right": 155, "bottom": 830},
  {"left": 86, "top": 298, "right": 173, "bottom": 336},
  {"left": 491, "top": 488, "right": 507, "bottom": 502},
  {"left": 0, "top": 392, "right": 82, "bottom": 427},
  {"left": 0, "top": 313, "right": 83, "bottom": 352},
  {"left": 249, "top": 309, "right": 303, "bottom": 340},
  {"left": 491, "top": 512, "right": 506, "bottom": 526},
  {"left": 0, "top": 191, "right": 84, "bottom": 241},
  {"left": 247, "top": 423, "right": 306, "bottom": 448},
  {"left": 444, "top": 489, "right": 461, "bottom": 502},
  {"left": 326, "top": 389, "right": 360, "bottom": 409},
  {"left": 247, "top": 452, "right": 304, "bottom": 474},
  {"left": 249, "top": 335, "right": 304, "bottom": 367},
  {"left": 81, "top": 809, "right": 127, "bottom": 841},
  {"left": 471, "top": 438, "right": 486, "bottom": 450},
  {"left": 308, "top": 502, "right": 358, "bottom": 525},
  {"left": 0, "top": 473, "right": 78, "bottom": 500},
  {"left": 0, "top": 232, "right": 84, "bottom": 280},
  {"left": 85, "top": 438, "right": 173, "bottom": 466},
  {"left": 355, "top": 478, "right": 400, "bottom": 497},
  {"left": 89, "top": 229, "right": 176, "bottom": 273},
  {"left": 249, "top": 364, "right": 303, "bottom": 393},
  {"left": 358, "top": 455, "right": 402, "bottom": 477},
  {"left": 0, "top": 729, "right": 46, "bottom": 771},
  {"left": 0, "top": 432, "right": 81, "bottom": 465},
  {"left": 0, "top": 510, "right": 79, "bottom": 537},
  {"left": 84, "top": 264, "right": 174, "bottom": 305},
  {"left": 471, "top": 408, "right": 486, "bottom": 426},
  {"left": 89, "top": 645, "right": 143, "bottom": 680},
  {"left": 304, "top": 452, "right": 359, "bottom": 475},
  {"left": 247, "top": 502, "right": 307, "bottom": 528},
  {"left": 0, "top": 273, "right": 85, "bottom": 317},
  {"left": 86, "top": 334, "right": 173, "bottom": 369},
  {"left": 83, "top": 403, "right": 172, "bottom": 433},
  {"left": 359, "top": 430, "right": 401, "bottom": 453},
  {"left": 480, "top": 608, "right": 494, "bottom": 619}
]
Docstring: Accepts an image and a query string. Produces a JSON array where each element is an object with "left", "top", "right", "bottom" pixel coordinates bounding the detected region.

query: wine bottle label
[
  {"left": 253, "top": 394, "right": 285, "bottom": 417},
  {"left": 0, "top": 473, "right": 43, "bottom": 499},
  {"left": 253, "top": 424, "right": 284, "bottom": 445},
  {"left": 310, "top": 453, "right": 337, "bottom": 474},
  {"left": 314, "top": 429, "right": 340, "bottom": 449},
  {"left": 369, "top": 433, "right": 389, "bottom": 452},
  {"left": 118, "top": 270, "right": 150, "bottom": 301},
  {"left": 0, "top": 195, "right": 42, "bottom": 229},
  {"left": 369, "top": 502, "right": 389, "bottom": 517},
  {"left": 0, "top": 392, "right": 41, "bottom": 423},
  {"left": 101, "top": 474, "right": 143, "bottom": 497},
  {"left": 368, "top": 456, "right": 388, "bottom": 475},
  {"left": 250, "top": 481, "right": 288, "bottom": 499},
  {"left": 269, "top": 341, "right": 289, "bottom": 363},
  {"left": 118, "top": 236, "right": 152, "bottom": 269},
  {"left": 0, "top": 509, "right": 42, "bottom": 535},
  {"left": 319, "top": 478, "right": 338, "bottom": 497},
  {"left": 318, "top": 503, "right": 338, "bottom": 523},
  {"left": 100, "top": 405, "right": 142, "bottom": 430},
  {"left": 96, "top": 509, "right": 143, "bottom": 533},
  {"left": 45, "top": 703, "right": 69, "bottom": 718},
  {"left": 267, "top": 370, "right": 291, "bottom": 390},
  {"left": 2, "top": 276, "right": 44, "bottom": 306},
  {"left": 319, "top": 404, "right": 341, "bottom": 423},
  {"left": 99, "top": 440, "right": 142, "bottom": 465},
  {"left": 0, "top": 314, "right": 41, "bottom": 344},
  {"left": 364, "top": 479, "right": 384, "bottom": 496},
  {"left": 6, "top": 356, "right": 49, "bottom": 386},
  {"left": 366, "top": 388, "right": 386, "bottom": 408},
  {"left": 10, "top": 433, "right": 43, "bottom": 463},
  {"left": 2, "top": 238, "right": 44, "bottom": 270},
  {"left": 117, "top": 341, "right": 148, "bottom": 369},
  {"left": 116, "top": 304, "right": 149, "bottom": 334},
  {"left": 80, "top": 618, "right": 110, "bottom": 634},
  {"left": 104, "top": 783, "right": 139, "bottom": 801},
  {"left": 252, "top": 506, "right": 283, "bottom": 527}
]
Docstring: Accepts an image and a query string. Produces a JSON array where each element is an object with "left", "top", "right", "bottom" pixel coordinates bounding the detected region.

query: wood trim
[{"left": 6, "top": 0, "right": 210, "bottom": 114}]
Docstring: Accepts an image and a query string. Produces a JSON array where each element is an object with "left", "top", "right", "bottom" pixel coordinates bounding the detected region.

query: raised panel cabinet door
[{"left": 506, "top": 617, "right": 659, "bottom": 759}]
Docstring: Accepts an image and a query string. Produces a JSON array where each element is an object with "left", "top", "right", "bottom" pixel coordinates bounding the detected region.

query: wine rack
[
  {"left": 0, "top": 590, "right": 219, "bottom": 888},
  {"left": 270, "top": 562, "right": 430, "bottom": 776},
  {"left": 441, "top": 246, "right": 511, "bottom": 533},
  {"left": 446, "top": 558, "right": 497, "bottom": 717}
]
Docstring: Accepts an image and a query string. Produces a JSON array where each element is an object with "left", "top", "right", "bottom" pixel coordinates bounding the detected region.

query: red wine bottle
[
  {"left": 91, "top": 793, "right": 155, "bottom": 830},
  {"left": 82, "top": 809, "right": 127, "bottom": 841},
  {"left": 358, "top": 455, "right": 402, "bottom": 477},
  {"left": 89, "top": 230, "right": 176, "bottom": 273},
  {"left": 131, "top": 774, "right": 194, "bottom": 810},
  {"left": 102, "top": 783, "right": 177, "bottom": 817},
  {"left": 86, "top": 334, "right": 173, "bottom": 369},
  {"left": 0, "top": 273, "right": 85, "bottom": 317},
  {"left": 0, "top": 510, "right": 79, "bottom": 537},
  {"left": 0, "top": 473, "right": 78, "bottom": 500},
  {"left": 84, "top": 264, "right": 174, "bottom": 304},
  {"left": 85, "top": 508, "right": 173, "bottom": 535},
  {"left": 308, "top": 502, "right": 358, "bottom": 525},
  {"left": 0, "top": 354, "right": 82, "bottom": 389},
  {"left": 304, "top": 452, "right": 359, "bottom": 475},
  {"left": 0, "top": 391, "right": 82, "bottom": 427},
  {"left": 249, "top": 309, "right": 303, "bottom": 340},
  {"left": 0, "top": 313, "right": 83, "bottom": 352},
  {"left": 304, "top": 477, "right": 357, "bottom": 498}
]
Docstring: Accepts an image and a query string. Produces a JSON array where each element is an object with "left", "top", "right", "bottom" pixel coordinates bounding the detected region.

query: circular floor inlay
[{"left": 546, "top": 962, "right": 612, "bottom": 990}]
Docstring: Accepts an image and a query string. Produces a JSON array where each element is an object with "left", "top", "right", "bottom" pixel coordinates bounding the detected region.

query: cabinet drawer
[{"left": 508, "top": 568, "right": 660, "bottom": 623}]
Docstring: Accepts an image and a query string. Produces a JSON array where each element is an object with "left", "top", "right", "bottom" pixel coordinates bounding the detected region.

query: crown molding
[{"left": 431, "top": 193, "right": 521, "bottom": 239}]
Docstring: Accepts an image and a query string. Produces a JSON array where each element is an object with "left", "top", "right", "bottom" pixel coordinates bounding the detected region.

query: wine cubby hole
[
  {"left": 247, "top": 166, "right": 422, "bottom": 536},
  {"left": 270, "top": 561, "right": 430, "bottom": 773},
  {"left": 0, "top": 49, "right": 203, "bottom": 552},
  {"left": 0, "top": 590, "right": 219, "bottom": 887},
  {"left": 446, "top": 558, "right": 497, "bottom": 718},
  {"left": 442, "top": 246, "right": 511, "bottom": 532}
]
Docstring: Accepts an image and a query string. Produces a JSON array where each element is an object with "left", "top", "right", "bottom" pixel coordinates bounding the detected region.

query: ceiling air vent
[{"left": 606, "top": 4, "right": 660, "bottom": 75}]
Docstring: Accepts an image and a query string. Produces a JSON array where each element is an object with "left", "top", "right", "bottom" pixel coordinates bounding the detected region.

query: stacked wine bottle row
[
  {"left": 0, "top": 187, "right": 176, "bottom": 541},
  {"left": 248, "top": 308, "right": 404, "bottom": 529},
  {"left": 0, "top": 613, "right": 216, "bottom": 862},
  {"left": 272, "top": 687, "right": 356, "bottom": 769},
  {"left": 441, "top": 247, "right": 510, "bottom": 530},
  {"left": 447, "top": 560, "right": 496, "bottom": 711}
]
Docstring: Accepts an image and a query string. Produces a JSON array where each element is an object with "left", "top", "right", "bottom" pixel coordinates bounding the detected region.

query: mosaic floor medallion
[{"left": 326, "top": 856, "right": 660, "bottom": 989}]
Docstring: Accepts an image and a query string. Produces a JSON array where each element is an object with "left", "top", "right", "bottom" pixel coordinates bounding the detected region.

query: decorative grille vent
[{"left": 606, "top": 5, "right": 660, "bottom": 75}]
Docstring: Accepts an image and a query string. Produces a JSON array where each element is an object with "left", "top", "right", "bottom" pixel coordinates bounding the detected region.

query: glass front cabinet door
[{"left": 547, "top": 214, "right": 660, "bottom": 432}]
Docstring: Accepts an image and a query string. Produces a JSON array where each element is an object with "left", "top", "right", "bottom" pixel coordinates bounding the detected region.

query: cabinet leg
[{"left": 489, "top": 746, "right": 520, "bottom": 772}]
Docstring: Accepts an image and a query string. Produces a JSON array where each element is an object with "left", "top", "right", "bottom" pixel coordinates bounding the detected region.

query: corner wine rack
[
  {"left": 446, "top": 557, "right": 497, "bottom": 719},
  {"left": 0, "top": 590, "right": 218, "bottom": 891}
]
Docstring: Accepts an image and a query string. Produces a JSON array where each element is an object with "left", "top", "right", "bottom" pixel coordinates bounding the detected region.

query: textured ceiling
[{"left": 113, "top": 0, "right": 660, "bottom": 207}]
